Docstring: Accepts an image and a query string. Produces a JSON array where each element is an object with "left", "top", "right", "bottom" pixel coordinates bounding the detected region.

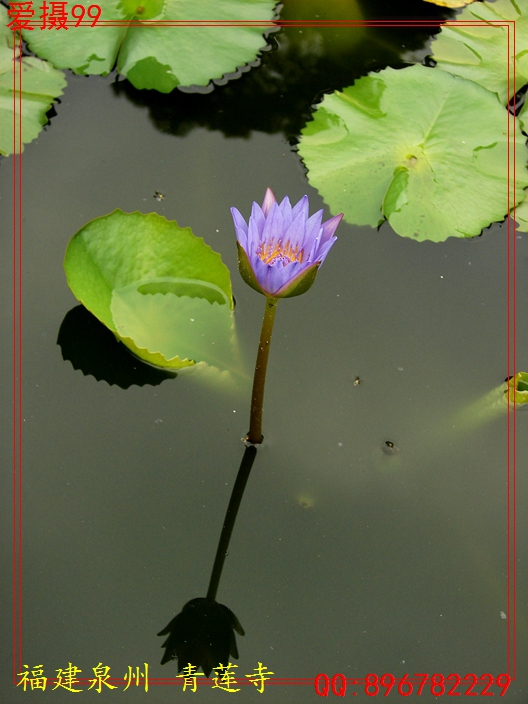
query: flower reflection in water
[{"left": 158, "top": 597, "right": 244, "bottom": 677}]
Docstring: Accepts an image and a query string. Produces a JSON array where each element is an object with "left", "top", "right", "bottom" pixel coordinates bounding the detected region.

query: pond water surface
[{"left": 1, "top": 4, "right": 527, "bottom": 702}]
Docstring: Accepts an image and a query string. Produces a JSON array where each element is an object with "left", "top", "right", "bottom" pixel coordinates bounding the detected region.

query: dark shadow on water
[
  {"left": 158, "top": 445, "right": 257, "bottom": 676},
  {"left": 112, "top": 0, "right": 452, "bottom": 142},
  {"left": 57, "top": 305, "right": 177, "bottom": 389}
]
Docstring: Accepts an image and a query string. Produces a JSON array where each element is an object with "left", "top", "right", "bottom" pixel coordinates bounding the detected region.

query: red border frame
[{"left": 9, "top": 13, "right": 519, "bottom": 690}]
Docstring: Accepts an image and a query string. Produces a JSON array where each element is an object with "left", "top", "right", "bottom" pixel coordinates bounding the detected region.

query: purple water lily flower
[{"left": 231, "top": 189, "right": 342, "bottom": 299}]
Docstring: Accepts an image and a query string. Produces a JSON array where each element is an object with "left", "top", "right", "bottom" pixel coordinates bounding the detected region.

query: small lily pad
[
  {"left": 298, "top": 64, "right": 528, "bottom": 241},
  {"left": 431, "top": 0, "right": 528, "bottom": 105},
  {"left": 506, "top": 371, "right": 528, "bottom": 404},
  {"left": 0, "top": 6, "right": 67, "bottom": 155},
  {"left": 64, "top": 210, "right": 241, "bottom": 375},
  {"left": 22, "top": 0, "right": 276, "bottom": 92}
]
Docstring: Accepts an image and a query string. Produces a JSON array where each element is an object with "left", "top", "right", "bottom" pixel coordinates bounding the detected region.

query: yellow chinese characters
[
  {"left": 246, "top": 662, "right": 274, "bottom": 693},
  {"left": 177, "top": 664, "right": 205, "bottom": 692},
  {"left": 212, "top": 663, "right": 240, "bottom": 693},
  {"left": 16, "top": 664, "right": 47, "bottom": 691}
]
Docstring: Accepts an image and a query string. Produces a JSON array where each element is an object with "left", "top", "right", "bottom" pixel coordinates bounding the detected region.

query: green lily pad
[
  {"left": 298, "top": 64, "right": 528, "bottom": 241},
  {"left": 506, "top": 371, "right": 528, "bottom": 403},
  {"left": 0, "top": 6, "right": 67, "bottom": 155},
  {"left": 514, "top": 100, "right": 528, "bottom": 232},
  {"left": 430, "top": 0, "right": 528, "bottom": 105},
  {"left": 64, "top": 210, "right": 241, "bottom": 375},
  {"left": 22, "top": 0, "right": 276, "bottom": 92}
]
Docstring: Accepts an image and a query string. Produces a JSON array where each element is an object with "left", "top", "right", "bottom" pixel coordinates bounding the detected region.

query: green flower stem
[
  {"left": 206, "top": 446, "right": 257, "bottom": 601},
  {"left": 247, "top": 296, "right": 278, "bottom": 445}
]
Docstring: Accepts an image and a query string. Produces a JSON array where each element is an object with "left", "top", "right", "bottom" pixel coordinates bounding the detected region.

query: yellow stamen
[{"left": 258, "top": 239, "right": 304, "bottom": 266}]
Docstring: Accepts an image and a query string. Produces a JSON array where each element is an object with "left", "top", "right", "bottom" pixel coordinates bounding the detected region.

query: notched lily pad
[
  {"left": 64, "top": 210, "right": 242, "bottom": 379},
  {"left": 22, "top": 0, "right": 277, "bottom": 92},
  {"left": 0, "top": 6, "right": 67, "bottom": 155},
  {"left": 298, "top": 64, "right": 528, "bottom": 242},
  {"left": 431, "top": 0, "right": 528, "bottom": 105},
  {"left": 512, "top": 102, "right": 528, "bottom": 232},
  {"left": 514, "top": 189, "right": 528, "bottom": 232}
]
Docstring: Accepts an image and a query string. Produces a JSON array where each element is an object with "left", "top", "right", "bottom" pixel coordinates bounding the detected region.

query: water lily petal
[
  {"left": 302, "top": 210, "right": 324, "bottom": 259},
  {"left": 247, "top": 211, "right": 264, "bottom": 260},
  {"left": 261, "top": 188, "right": 276, "bottom": 217},
  {"left": 260, "top": 201, "right": 283, "bottom": 245},
  {"left": 283, "top": 210, "right": 308, "bottom": 253},
  {"left": 231, "top": 207, "right": 248, "bottom": 249},
  {"left": 265, "top": 260, "right": 299, "bottom": 295},
  {"left": 321, "top": 213, "right": 344, "bottom": 243},
  {"left": 250, "top": 201, "right": 266, "bottom": 237},
  {"left": 277, "top": 195, "right": 294, "bottom": 229},
  {"left": 252, "top": 256, "right": 273, "bottom": 293},
  {"left": 292, "top": 194, "right": 310, "bottom": 221},
  {"left": 313, "top": 236, "right": 337, "bottom": 265}
]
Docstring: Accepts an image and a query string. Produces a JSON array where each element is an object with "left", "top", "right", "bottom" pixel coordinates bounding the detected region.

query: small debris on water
[
  {"left": 382, "top": 441, "right": 398, "bottom": 455},
  {"left": 353, "top": 376, "right": 361, "bottom": 385},
  {"left": 297, "top": 494, "right": 315, "bottom": 509},
  {"left": 154, "top": 191, "right": 165, "bottom": 201}
]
